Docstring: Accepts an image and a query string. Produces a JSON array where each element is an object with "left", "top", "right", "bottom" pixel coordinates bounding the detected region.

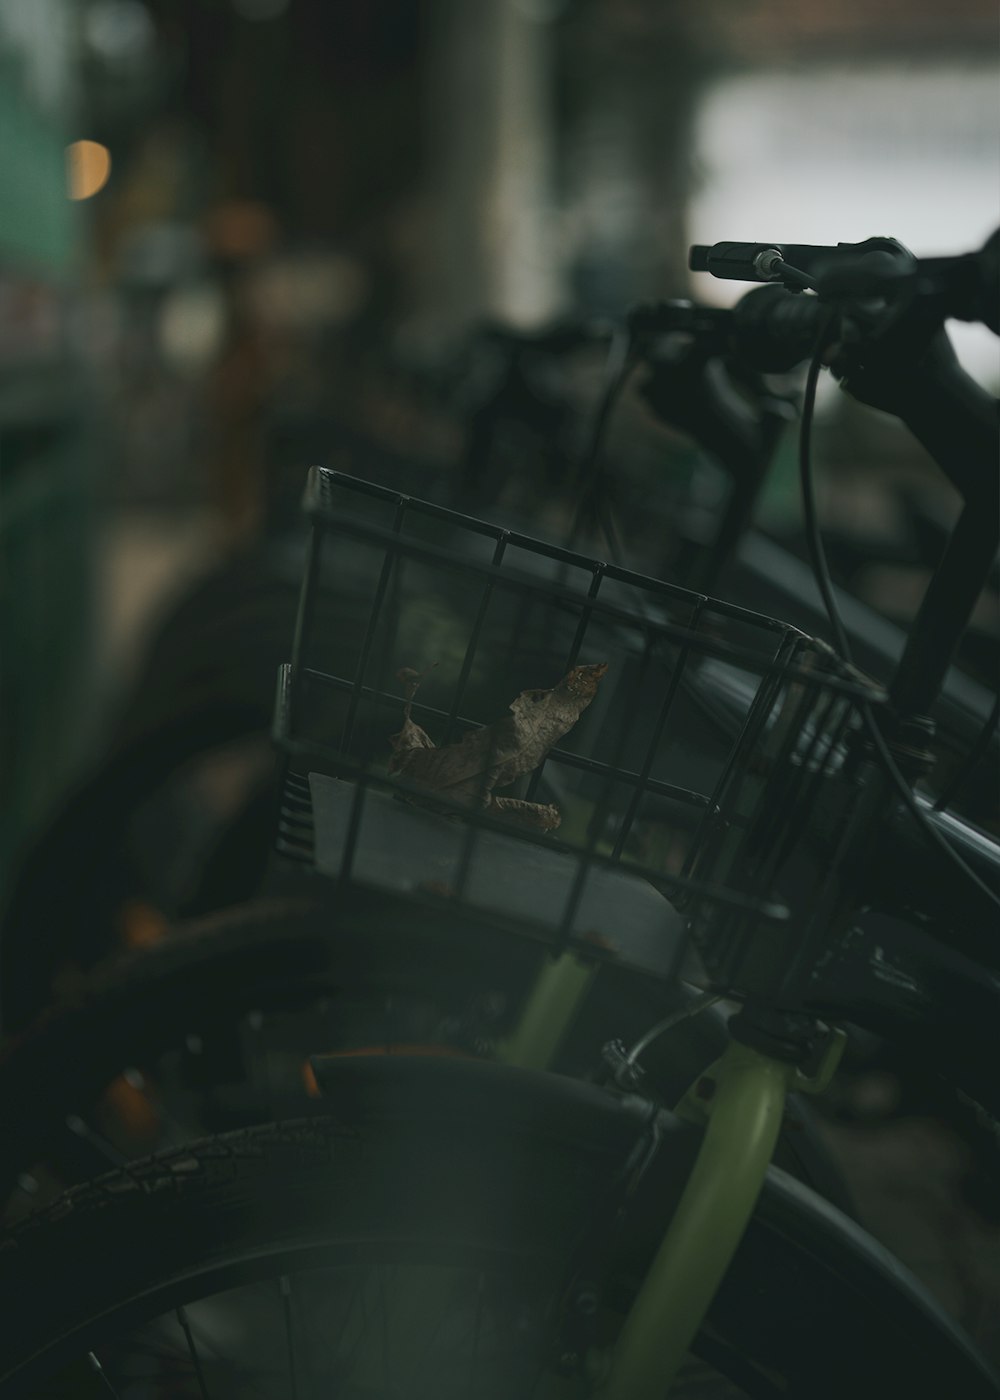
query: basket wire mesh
[{"left": 273, "top": 467, "right": 887, "bottom": 1005}]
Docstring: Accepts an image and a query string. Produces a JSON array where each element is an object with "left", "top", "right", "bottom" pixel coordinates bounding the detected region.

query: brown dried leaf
[
  {"left": 488, "top": 797, "right": 562, "bottom": 831},
  {"left": 389, "top": 662, "right": 608, "bottom": 830},
  {"left": 389, "top": 667, "right": 435, "bottom": 758}
]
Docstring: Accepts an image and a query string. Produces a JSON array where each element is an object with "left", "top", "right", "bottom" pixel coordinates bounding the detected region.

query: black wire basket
[{"left": 273, "top": 466, "right": 887, "bottom": 1006}]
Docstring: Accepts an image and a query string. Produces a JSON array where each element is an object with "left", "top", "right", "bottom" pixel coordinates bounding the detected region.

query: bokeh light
[{"left": 66, "top": 140, "right": 112, "bottom": 201}]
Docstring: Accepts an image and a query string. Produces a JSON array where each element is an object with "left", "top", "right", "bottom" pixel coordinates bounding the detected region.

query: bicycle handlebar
[
  {"left": 726, "top": 285, "right": 998, "bottom": 509},
  {"left": 689, "top": 235, "right": 906, "bottom": 282},
  {"left": 689, "top": 230, "right": 999, "bottom": 331},
  {"left": 689, "top": 234, "right": 998, "bottom": 954}
]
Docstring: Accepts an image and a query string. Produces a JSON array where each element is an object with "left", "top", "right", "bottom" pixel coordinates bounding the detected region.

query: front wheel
[{"left": 1, "top": 1075, "right": 995, "bottom": 1398}]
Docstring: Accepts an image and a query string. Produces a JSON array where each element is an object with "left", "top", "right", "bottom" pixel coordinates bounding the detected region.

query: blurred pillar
[
  {"left": 560, "top": 2, "right": 710, "bottom": 312},
  {"left": 423, "top": 0, "right": 563, "bottom": 331}
]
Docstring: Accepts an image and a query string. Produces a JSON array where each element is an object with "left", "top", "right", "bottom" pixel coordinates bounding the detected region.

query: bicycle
[
  {"left": 3, "top": 272, "right": 991, "bottom": 1029},
  {"left": 1, "top": 229, "right": 997, "bottom": 1397},
  {"left": 0, "top": 318, "right": 864, "bottom": 1208}
]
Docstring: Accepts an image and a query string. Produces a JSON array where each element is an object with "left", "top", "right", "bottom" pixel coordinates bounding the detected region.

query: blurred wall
[{"left": 0, "top": 2, "right": 100, "bottom": 885}]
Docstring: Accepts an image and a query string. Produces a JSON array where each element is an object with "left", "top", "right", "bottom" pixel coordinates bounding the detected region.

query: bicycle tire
[
  {"left": 0, "top": 707, "right": 272, "bottom": 1030},
  {"left": 0, "top": 1077, "right": 995, "bottom": 1398}
]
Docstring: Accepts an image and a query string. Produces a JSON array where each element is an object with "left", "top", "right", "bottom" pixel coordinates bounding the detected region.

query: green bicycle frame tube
[
  {"left": 596, "top": 1041, "right": 795, "bottom": 1398},
  {"left": 500, "top": 950, "right": 598, "bottom": 1070}
]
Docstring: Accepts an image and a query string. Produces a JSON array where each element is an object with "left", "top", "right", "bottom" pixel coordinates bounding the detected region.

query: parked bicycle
[{"left": 0, "top": 230, "right": 996, "bottom": 1398}]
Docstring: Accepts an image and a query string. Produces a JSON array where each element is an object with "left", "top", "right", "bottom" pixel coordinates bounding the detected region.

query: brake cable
[
  {"left": 566, "top": 322, "right": 637, "bottom": 560},
  {"left": 792, "top": 285, "right": 1000, "bottom": 914}
]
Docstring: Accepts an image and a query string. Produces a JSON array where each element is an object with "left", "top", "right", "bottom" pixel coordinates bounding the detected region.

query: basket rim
[{"left": 299, "top": 467, "right": 885, "bottom": 704}]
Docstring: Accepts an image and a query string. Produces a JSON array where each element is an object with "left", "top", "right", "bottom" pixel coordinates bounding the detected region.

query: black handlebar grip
[
  {"left": 688, "top": 246, "right": 711, "bottom": 273},
  {"left": 731, "top": 285, "right": 824, "bottom": 372}
]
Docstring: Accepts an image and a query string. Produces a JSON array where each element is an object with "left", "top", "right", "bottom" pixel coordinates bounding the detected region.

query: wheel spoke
[
  {"left": 468, "top": 1270, "right": 485, "bottom": 1393},
  {"left": 176, "top": 1307, "right": 212, "bottom": 1400},
  {"left": 377, "top": 1266, "right": 391, "bottom": 1393},
  {"left": 87, "top": 1352, "right": 123, "bottom": 1398},
  {"left": 280, "top": 1274, "right": 300, "bottom": 1400},
  {"left": 65, "top": 1115, "right": 127, "bottom": 1167},
  {"left": 330, "top": 1269, "right": 364, "bottom": 1375}
]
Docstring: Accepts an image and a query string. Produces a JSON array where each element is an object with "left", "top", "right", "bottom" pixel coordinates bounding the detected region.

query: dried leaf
[
  {"left": 389, "top": 667, "right": 435, "bottom": 758},
  {"left": 488, "top": 797, "right": 561, "bottom": 832},
  {"left": 389, "top": 663, "right": 608, "bottom": 830}
]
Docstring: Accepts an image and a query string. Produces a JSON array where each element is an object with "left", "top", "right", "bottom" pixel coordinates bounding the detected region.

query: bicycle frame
[{"left": 502, "top": 949, "right": 599, "bottom": 1070}]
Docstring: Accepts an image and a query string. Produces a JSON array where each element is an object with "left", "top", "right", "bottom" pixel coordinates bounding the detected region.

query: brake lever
[{"left": 690, "top": 235, "right": 914, "bottom": 287}]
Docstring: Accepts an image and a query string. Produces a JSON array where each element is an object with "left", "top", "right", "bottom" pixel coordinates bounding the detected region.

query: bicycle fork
[
  {"left": 592, "top": 1024, "right": 846, "bottom": 1398},
  {"left": 498, "top": 951, "right": 846, "bottom": 1397}
]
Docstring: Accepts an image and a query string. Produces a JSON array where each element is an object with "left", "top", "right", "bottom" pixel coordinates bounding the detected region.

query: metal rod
[
  {"left": 291, "top": 522, "right": 879, "bottom": 698},
  {"left": 889, "top": 501, "right": 1000, "bottom": 720},
  {"left": 338, "top": 779, "right": 368, "bottom": 886},
  {"left": 290, "top": 526, "right": 321, "bottom": 683},
  {"left": 176, "top": 1307, "right": 212, "bottom": 1400},
  {"left": 87, "top": 1353, "right": 123, "bottom": 1398},
  {"left": 281, "top": 1275, "right": 300, "bottom": 1400},
  {"left": 444, "top": 533, "right": 509, "bottom": 744},
  {"left": 554, "top": 637, "right": 654, "bottom": 953},
  {"left": 301, "top": 668, "right": 713, "bottom": 808},
  {"left": 678, "top": 630, "right": 800, "bottom": 892},
  {"left": 341, "top": 499, "right": 408, "bottom": 754},
  {"left": 625, "top": 992, "right": 725, "bottom": 1071},
  {"left": 500, "top": 951, "right": 598, "bottom": 1070},
  {"left": 742, "top": 675, "right": 841, "bottom": 880},
  {"left": 525, "top": 564, "right": 606, "bottom": 803},
  {"left": 612, "top": 599, "right": 707, "bottom": 860},
  {"left": 306, "top": 500, "right": 825, "bottom": 639},
  {"left": 286, "top": 749, "right": 785, "bottom": 921}
]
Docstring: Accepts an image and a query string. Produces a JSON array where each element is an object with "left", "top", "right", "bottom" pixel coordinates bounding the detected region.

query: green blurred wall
[{"left": 0, "top": 3, "right": 96, "bottom": 898}]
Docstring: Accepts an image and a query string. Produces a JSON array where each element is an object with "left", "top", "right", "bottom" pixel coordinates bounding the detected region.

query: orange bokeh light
[{"left": 66, "top": 140, "right": 112, "bottom": 200}]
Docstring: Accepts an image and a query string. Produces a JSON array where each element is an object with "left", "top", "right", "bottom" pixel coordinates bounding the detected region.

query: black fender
[{"left": 312, "top": 1054, "right": 1000, "bottom": 1397}]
